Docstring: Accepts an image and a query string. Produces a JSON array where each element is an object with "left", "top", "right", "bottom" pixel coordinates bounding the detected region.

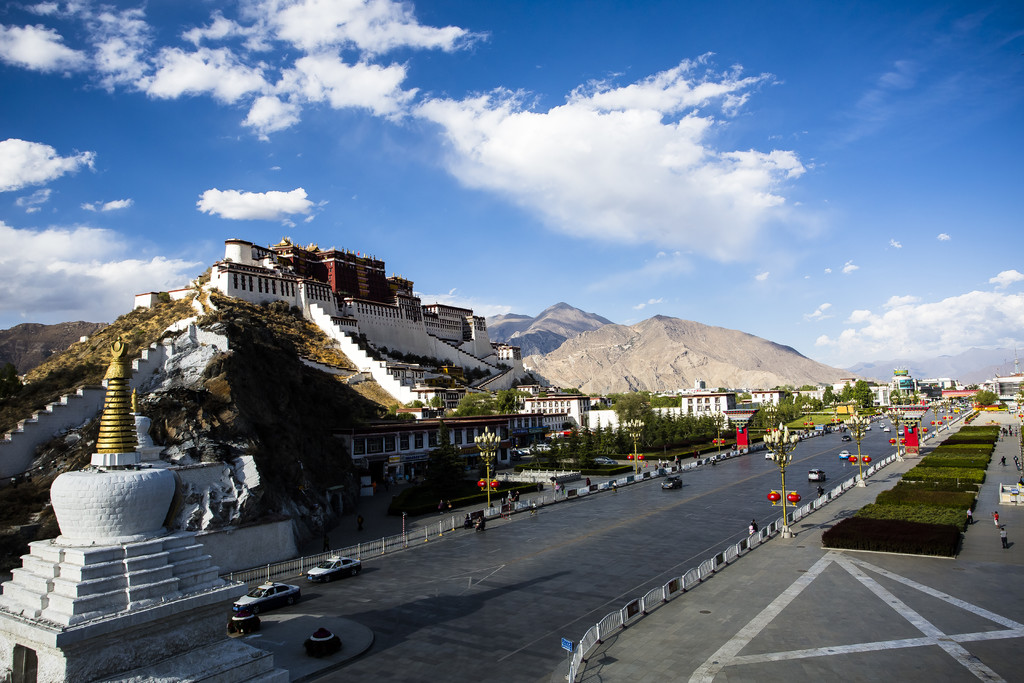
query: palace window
[
  {"left": 400, "top": 434, "right": 409, "bottom": 450},
  {"left": 415, "top": 434, "right": 423, "bottom": 449}
]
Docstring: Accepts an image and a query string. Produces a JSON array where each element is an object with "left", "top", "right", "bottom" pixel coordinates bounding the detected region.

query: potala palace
[{"left": 137, "top": 237, "right": 529, "bottom": 407}]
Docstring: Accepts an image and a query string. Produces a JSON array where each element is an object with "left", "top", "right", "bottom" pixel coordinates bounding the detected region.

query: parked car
[
  {"left": 839, "top": 450, "right": 851, "bottom": 459},
  {"left": 661, "top": 476, "right": 682, "bottom": 489},
  {"left": 593, "top": 456, "right": 617, "bottom": 465},
  {"left": 306, "top": 556, "right": 362, "bottom": 583},
  {"left": 233, "top": 582, "right": 301, "bottom": 614},
  {"left": 841, "top": 435, "right": 852, "bottom": 442},
  {"left": 808, "top": 469, "right": 827, "bottom": 482}
]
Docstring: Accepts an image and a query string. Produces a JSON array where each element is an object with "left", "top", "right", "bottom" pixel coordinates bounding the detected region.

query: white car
[
  {"left": 839, "top": 450, "right": 851, "bottom": 459},
  {"left": 306, "top": 556, "right": 362, "bottom": 583},
  {"left": 233, "top": 582, "right": 301, "bottom": 614},
  {"left": 883, "top": 426, "right": 891, "bottom": 432}
]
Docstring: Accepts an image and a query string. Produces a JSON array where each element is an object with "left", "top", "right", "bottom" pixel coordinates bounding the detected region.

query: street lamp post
[
  {"left": 474, "top": 428, "right": 500, "bottom": 509},
  {"left": 847, "top": 412, "right": 870, "bottom": 487},
  {"left": 763, "top": 423, "right": 801, "bottom": 538},
  {"left": 623, "top": 419, "right": 644, "bottom": 474}
]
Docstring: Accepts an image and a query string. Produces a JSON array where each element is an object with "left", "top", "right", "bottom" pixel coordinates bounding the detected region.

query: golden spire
[{"left": 96, "top": 339, "right": 138, "bottom": 454}]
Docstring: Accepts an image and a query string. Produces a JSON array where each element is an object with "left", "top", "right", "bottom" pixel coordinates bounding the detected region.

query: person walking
[
  {"left": 749, "top": 519, "right": 758, "bottom": 535},
  {"left": 994, "top": 511, "right": 1000, "bottom": 527},
  {"left": 1001, "top": 525, "right": 1009, "bottom": 549},
  {"left": 967, "top": 508, "right": 973, "bottom": 525}
]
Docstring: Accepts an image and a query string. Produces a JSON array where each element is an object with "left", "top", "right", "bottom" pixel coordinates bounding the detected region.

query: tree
[
  {"left": 495, "top": 389, "right": 527, "bottom": 414},
  {"left": 0, "top": 363, "right": 20, "bottom": 400},
  {"left": 613, "top": 393, "right": 652, "bottom": 422},
  {"left": 853, "top": 380, "right": 874, "bottom": 409},
  {"left": 974, "top": 389, "right": 999, "bottom": 406},
  {"left": 839, "top": 382, "right": 854, "bottom": 403},
  {"left": 452, "top": 392, "right": 496, "bottom": 416},
  {"left": 425, "top": 422, "right": 464, "bottom": 499}
]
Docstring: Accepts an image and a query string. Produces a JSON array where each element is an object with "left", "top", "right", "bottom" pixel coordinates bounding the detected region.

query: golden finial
[
  {"left": 96, "top": 337, "right": 138, "bottom": 455},
  {"left": 131, "top": 388, "right": 138, "bottom": 413}
]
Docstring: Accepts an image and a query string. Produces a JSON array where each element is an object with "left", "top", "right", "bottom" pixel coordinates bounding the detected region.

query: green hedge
[
  {"left": 942, "top": 428, "right": 999, "bottom": 445},
  {"left": 891, "top": 480, "right": 979, "bottom": 493},
  {"left": 822, "top": 517, "right": 960, "bottom": 557},
  {"left": 902, "top": 467, "right": 986, "bottom": 484},
  {"left": 874, "top": 487, "right": 977, "bottom": 510},
  {"left": 927, "top": 445, "right": 993, "bottom": 458},
  {"left": 918, "top": 456, "right": 990, "bottom": 469},
  {"left": 856, "top": 503, "right": 967, "bottom": 527}
]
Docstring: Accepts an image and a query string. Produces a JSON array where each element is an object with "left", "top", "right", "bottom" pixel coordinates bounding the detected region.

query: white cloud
[
  {"left": 755, "top": 271, "right": 770, "bottom": 282},
  {"left": 817, "top": 290, "right": 1024, "bottom": 365},
  {"left": 275, "top": 53, "right": 415, "bottom": 120},
  {"left": 889, "top": 239, "right": 902, "bottom": 249},
  {"left": 0, "top": 23, "right": 86, "bottom": 71},
  {"left": 263, "top": 0, "right": 478, "bottom": 54},
  {"left": 884, "top": 295, "right": 920, "bottom": 308},
  {"left": 196, "top": 187, "right": 314, "bottom": 221},
  {"left": 90, "top": 7, "right": 152, "bottom": 90},
  {"left": 633, "top": 298, "right": 664, "bottom": 310},
  {"left": 937, "top": 233, "right": 951, "bottom": 241},
  {"left": 82, "top": 198, "right": 133, "bottom": 212},
  {"left": 144, "top": 47, "right": 267, "bottom": 103},
  {"left": 823, "top": 267, "right": 832, "bottom": 274},
  {"left": 0, "top": 221, "right": 200, "bottom": 325},
  {"left": 842, "top": 260, "right": 859, "bottom": 274},
  {"left": 15, "top": 188, "right": 51, "bottom": 213},
  {"left": 804, "top": 302, "right": 832, "bottom": 321},
  {"left": 415, "top": 58, "right": 805, "bottom": 260},
  {"left": 990, "top": 270, "right": 1024, "bottom": 289},
  {"left": 244, "top": 95, "right": 302, "bottom": 138},
  {"left": 414, "top": 289, "right": 511, "bottom": 318},
  {"left": 0, "top": 139, "right": 95, "bottom": 192}
]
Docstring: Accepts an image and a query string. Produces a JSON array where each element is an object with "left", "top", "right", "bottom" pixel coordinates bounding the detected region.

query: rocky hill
[
  {"left": 0, "top": 294, "right": 394, "bottom": 571},
  {"left": 487, "top": 303, "right": 612, "bottom": 356},
  {"left": 0, "top": 321, "right": 108, "bottom": 374},
  {"left": 525, "top": 315, "right": 851, "bottom": 393},
  {"left": 847, "top": 347, "right": 1018, "bottom": 384}
]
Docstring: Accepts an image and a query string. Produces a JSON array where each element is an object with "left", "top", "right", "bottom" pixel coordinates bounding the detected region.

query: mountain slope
[
  {"left": 0, "top": 321, "right": 108, "bottom": 374},
  {"left": 847, "top": 347, "right": 1020, "bottom": 384},
  {"left": 488, "top": 303, "right": 612, "bottom": 356},
  {"left": 525, "top": 315, "right": 850, "bottom": 393}
]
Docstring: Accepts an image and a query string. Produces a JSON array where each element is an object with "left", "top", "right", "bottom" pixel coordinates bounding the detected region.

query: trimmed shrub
[
  {"left": 918, "top": 456, "right": 990, "bottom": 469},
  {"left": 856, "top": 503, "right": 967, "bottom": 528},
  {"left": 902, "top": 467, "right": 985, "bottom": 484},
  {"left": 822, "top": 517, "right": 959, "bottom": 557},
  {"left": 874, "top": 487, "right": 976, "bottom": 510},
  {"left": 893, "top": 480, "right": 978, "bottom": 493}
]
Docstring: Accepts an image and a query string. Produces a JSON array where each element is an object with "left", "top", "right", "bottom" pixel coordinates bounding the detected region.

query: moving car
[
  {"left": 808, "top": 469, "right": 827, "bottom": 482},
  {"left": 233, "top": 582, "right": 301, "bottom": 614},
  {"left": 841, "top": 435, "right": 852, "bottom": 442},
  {"left": 593, "top": 456, "right": 617, "bottom": 465},
  {"left": 306, "top": 556, "right": 362, "bottom": 583},
  {"left": 882, "top": 427, "right": 891, "bottom": 432},
  {"left": 839, "top": 450, "right": 851, "bottom": 459},
  {"left": 661, "top": 476, "right": 682, "bottom": 489}
]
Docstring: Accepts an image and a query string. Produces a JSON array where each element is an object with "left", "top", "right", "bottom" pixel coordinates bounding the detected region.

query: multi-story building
[
  {"left": 681, "top": 391, "right": 737, "bottom": 416},
  {"left": 521, "top": 394, "right": 592, "bottom": 428},
  {"left": 335, "top": 413, "right": 547, "bottom": 482},
  {"left": 750, "top": 390, "right": 784, "bottom": 406}
]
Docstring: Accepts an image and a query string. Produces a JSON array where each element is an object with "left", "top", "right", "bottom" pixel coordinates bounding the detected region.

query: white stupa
[{"left": 0, "top": 339, "right": 286, "bottom": 682}]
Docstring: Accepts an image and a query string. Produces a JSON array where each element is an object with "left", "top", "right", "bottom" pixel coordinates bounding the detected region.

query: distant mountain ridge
[
  {"left": 523, "top": 313, "right": 851, "bottom": 393},
  {"left": 847, "top": 347, "right": 1021, "bottom": 385},
  {"left": 487, "top": 303, "right": 613, "bottom": 357},
  {"left": 0, "top": 321, "right": 108, "bottom": 374}
]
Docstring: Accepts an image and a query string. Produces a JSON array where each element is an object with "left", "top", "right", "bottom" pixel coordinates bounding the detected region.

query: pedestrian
[
  {"left": 438, "top": 499, "right": 444, "bottom": 514},
  {"left": 749, "top": 519, "right": 758, "bottom": 535},
  {"left": 356, "top": 515, "right": 364, "bottom": 532},
  {"left": 585, "top": 477, "right": 591, "bottom": 487},
  {"left": 967, "top": 508, "right": 973, "bottom": 525},
  {"left": 994, "top": 511, "right": 1000, "bottom": 527},
  {"left": 1001, "top": 456, "right": 1006, "bottom": 466},
  {"left": 1001, "top": 526, "right": 1009, "bottom": 549}
]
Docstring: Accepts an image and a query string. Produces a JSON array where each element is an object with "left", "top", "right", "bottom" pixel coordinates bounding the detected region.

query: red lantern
[
  {"left": 638, "top": 454, "right": 644, "bottom": 460},
  {"left": 923, "top": 427, "right": 928, "bottom": 433},
  {"left": 767, "top": 491, "right": 781, "bottom": 503},
  {"left": 849, "top": 456, "right": 858, "bottom": 464},
  {"left": 490, "top": 480, "right": 499, "bottom": 488},
  {"left": 477, "top": 479, "right": 486, "bottom": 488},
  {"left": 863, "top": 456, "right": 872, "bottom": 464},
  {"left": 787, "top": 492, "right": 801, "bottom": 503},
  {"left": 931, "top": 421, "right": 935, "bottom": 425},
  {"left": 889, "top": 438, "right": 896, "bottom": 444},
  {"left": 627, "top": 454, "right": 634, "bottom": 460}
]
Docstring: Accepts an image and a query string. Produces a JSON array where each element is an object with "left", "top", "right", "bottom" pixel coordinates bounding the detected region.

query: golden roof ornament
[{"left": 96, "top": 338, "right": 138, "bottom": 455}]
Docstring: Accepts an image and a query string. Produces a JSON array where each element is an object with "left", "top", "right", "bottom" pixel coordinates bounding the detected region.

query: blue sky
[{"left": 1, "top": 0, "right": 1022, "bottom": 370}]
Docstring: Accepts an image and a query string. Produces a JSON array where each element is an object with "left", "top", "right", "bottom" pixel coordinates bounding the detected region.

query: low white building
[
  {"left": 521, "top": 394, "right": 592, "bottom": 428},
  {"left": 750, "top": 390, "right": 784, "bottom": 406},
  {"left": 681, "top": 391, "right": 737, "bottom": 416}
]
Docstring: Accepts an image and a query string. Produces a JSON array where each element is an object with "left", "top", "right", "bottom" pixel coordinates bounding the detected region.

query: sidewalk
[{"left": 578, "top": 411, "right": 1024, "bottom": 682}]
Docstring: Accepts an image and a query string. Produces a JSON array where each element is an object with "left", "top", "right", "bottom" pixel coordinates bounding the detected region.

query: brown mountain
[
  {"left": 525, "top": 315, "right": 851, "bottom": 393},
  {"left": 0, "top": 322, "right": 108, "bottom": 374},
  {"left": 487, "top": 302, "right": 613, "bottom": 356}
]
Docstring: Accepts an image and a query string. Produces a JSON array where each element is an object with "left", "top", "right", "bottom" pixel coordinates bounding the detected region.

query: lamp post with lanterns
[
  {"left": 623, "top": 419, "right": 644, "bottom": 474},
  {"left": 763, "top": 423, "right": 801, "bottom": 538},
  {"left": 473, "top": 428, "right": 500, "bottom": 509},
  {"left": 846, "top": 412, "right": 871, "bottom": 487}
]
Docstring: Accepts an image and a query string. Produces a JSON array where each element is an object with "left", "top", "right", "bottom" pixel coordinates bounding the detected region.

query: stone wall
[{"left": 195, "top": 519, "right": 297, "bottom": 574}]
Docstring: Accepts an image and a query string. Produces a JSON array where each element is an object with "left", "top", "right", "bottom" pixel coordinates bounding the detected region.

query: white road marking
[{"left": 689, "top": 551, "right": 1023, "bottom": 682}]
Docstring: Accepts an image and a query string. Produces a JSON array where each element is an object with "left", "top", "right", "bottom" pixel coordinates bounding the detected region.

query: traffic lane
[{"left": 305, "top": 454, "right": 872, "bottom": 681}]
